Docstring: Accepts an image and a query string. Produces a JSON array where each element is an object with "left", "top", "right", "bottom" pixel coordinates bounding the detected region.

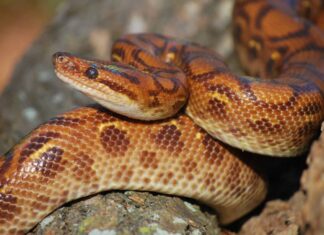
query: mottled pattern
[
  {"left": 100, "top": 125, "right": 130, "bottom": 156},
  {"left": 1, "top": 0, "right": 324, "bottom": 234},
  {"left": 0, "top": 106, "right": 266, "bottom": 234},
  {"left": 152, "top": 124, "right": 184, "bottom": 153},
  {"left": 53, "top": 1, "right": 324, "bottom": 157}
]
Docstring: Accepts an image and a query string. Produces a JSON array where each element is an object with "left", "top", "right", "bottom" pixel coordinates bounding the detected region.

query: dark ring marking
[
  {"left": 99, "top": 63, "right": 141, "bottom": 85},
  {"left": 151, "top": 75, "right": 180, "bottom": 94},
  {"left": 99, "top": 79, "right": 138, "bottom": 100},
  {"left": 255, "top": 4, "right": 273, "bottom": 29},
  {"left": 269, "top": 22, "right": 311, "bottom": 42},
  {"left": 137, "top": 34, "right": 169, "bottom": 56}
]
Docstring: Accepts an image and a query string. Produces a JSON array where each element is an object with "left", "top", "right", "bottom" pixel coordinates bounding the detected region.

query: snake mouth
[
  {"left": 54, "top": 70, "right": 147, "bottom": 119},
  {"left": 53, "top": 53, "right": 118, "bottom": 102},
  {"left": 54, "top": 69, "right": 102, "bottom": 98}
]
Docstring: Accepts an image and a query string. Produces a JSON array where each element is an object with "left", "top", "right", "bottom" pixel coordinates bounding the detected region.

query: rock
[
  {"left": 27, "top": 192, "right": 220, "bottom": 235},
  {"left": 239, "top": 127, "right": 324, "bottom": 235},
  {"left": 239, "top": 192, "right": 305, "bottom": 235},
  {"left": 301, "top": 125, "right": 324, "bottom": 235}
]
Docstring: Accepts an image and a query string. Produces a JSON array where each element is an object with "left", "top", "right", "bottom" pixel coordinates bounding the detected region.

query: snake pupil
[{"left": 85, "top": 67, "right": 98, "bottom": 79}]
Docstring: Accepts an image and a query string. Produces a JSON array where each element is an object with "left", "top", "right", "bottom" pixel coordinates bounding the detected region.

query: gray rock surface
[
  {"left": 27, "top": 191, "right": 220, "bottom": 235},
  {"left": 238, "top": 127, "right": 324, "bottom": 235}
]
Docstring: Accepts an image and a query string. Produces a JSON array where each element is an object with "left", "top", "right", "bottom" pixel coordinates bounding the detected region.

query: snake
[{"left": 1, "top": 0, "right": 324, "bottom": 234}]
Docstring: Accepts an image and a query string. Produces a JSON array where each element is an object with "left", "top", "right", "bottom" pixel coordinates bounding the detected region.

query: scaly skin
[
  {"left": 0, "top": 106, "right": 266, "bottom": 234},
  {"left": 55, "top": 30, "right": 323, "bottom": 157},
  {"left": 53, "top": 1, "right": 324, "bottom": 157},
  {"left": 1, "top": 0, "right": 324, "bottom": 234}
]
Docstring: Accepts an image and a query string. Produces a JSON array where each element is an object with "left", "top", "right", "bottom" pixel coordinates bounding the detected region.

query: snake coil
[{"left": 0, "top": 0, "right": 323, "bottom": 234}]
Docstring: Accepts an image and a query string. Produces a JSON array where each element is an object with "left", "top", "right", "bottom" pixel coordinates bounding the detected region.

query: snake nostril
[
  {"left": 52, "top": 52, "right": 70, "bottom": 65},
  {"left": 57, "top": 56, "right": 65, "bottom": 63}
]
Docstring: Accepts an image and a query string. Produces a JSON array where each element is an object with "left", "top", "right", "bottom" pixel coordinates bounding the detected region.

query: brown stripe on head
[
  {"left": 254, "top": 4, "right": 273, "bottom": 29},
  {"left": 187, "top": 65, "right": 228, "bottom": 83},
  {"left": 99, "top": 79, "right": 138, "bottom": 101},
  {"left": 111, "top": 47, "right": 126, "bottom": 62},
  {"left": 151, "top": 76, "right": 182, "bottom": 94},
  {"left": 148, "top": 95, "right": 161, "bottom": 108}
]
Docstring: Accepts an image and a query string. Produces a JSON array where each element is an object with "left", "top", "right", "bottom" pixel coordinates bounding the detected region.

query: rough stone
[
  {"left": 301, "top": 125, "right": 324, "bottom": 235},
  {"left": 239, "top": 127, "right": 324, "bottom": 235},
  {"left": 239, "top": 193, "right": 305, "bottom": 235},
  {"left": 27, "top": 192, "right": 220, "bottom": 235}
]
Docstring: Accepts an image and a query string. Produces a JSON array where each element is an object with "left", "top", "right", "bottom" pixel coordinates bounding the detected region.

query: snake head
[
  {"left": 52, "top": 52, "right": 145, "bottom": 118},
  {"left": 52, "top": 52, "right": 118, "bottom": 82},
  {"left": 52, "top": 51, "right": 146, "bottom": 118},
  {"left": 52, "top": 52, "right": 187, "bottom": 120}
]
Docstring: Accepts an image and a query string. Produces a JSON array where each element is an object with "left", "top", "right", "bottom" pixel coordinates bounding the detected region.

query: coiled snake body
[{"left": 1, "top": 0, "right": 324, "bottom": 234}]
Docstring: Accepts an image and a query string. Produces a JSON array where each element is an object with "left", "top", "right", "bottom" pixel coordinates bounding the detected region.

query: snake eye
[{"left": 85, "top": 67, "right": 98, "bottom": 79}]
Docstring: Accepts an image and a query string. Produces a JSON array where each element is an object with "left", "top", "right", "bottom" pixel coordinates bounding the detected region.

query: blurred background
[{"left": 0, "top": 0, "right": 63, "bottom": 93}]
